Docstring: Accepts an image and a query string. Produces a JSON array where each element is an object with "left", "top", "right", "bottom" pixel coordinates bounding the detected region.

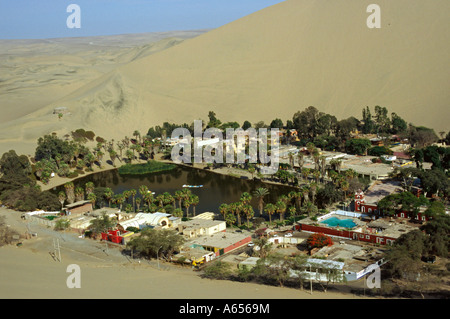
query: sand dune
[
  {"left": 0, "top": 207, "right": 367, "bottom": 300},
  {"left": 0, "top": 31, "right": 207, "bottom": 154},
  {"left": 0, "top": 0, "right": 449, "bottom": 156}
]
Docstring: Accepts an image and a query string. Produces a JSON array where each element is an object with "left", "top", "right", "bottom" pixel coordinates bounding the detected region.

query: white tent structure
[{"left": 118, "top": 212, "right": 172, "bottom": 230}]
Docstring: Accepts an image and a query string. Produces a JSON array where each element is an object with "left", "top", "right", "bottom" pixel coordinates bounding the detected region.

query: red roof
[{"left": 393, "top": 152, "right": 411, "bottom": 159}]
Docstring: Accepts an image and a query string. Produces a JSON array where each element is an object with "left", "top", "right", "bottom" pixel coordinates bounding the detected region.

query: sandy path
[{"left": 0, "top": 207, "right": 373, "bottom": 300}]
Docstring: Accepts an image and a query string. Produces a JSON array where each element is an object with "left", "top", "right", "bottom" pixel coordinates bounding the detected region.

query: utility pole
[
  {"left": 157, "top": 246, "right": 163, "bottom": 270},
  {"left": 53, "top": 238, "right": 61, "bottom": 262}
]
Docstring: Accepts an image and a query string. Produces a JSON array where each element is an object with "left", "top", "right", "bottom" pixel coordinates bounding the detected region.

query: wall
[
  {"left": 68, "top": 203, "right": 93, "bottom": 216},
  {"left": 299, "top": 223, "right": 396, "bottom": 245},
  {"left": 218, "top": 236, "right": 252, "bottom": 256}
]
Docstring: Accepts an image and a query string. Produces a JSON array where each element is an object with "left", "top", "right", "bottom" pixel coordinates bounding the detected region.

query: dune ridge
[{"left": 0, "top": 0, "right": 449, "bottom": 156}]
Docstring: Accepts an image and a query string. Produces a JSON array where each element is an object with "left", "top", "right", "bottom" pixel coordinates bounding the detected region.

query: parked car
[
  {"left": 248, "top": 242, "right": 255, "bottom": 247},
  {"left": 421, "top": 255, "right": 436, "bottom": 263},
  {"left": 284, "top": 233, "right": 293, "bottom": 237}
]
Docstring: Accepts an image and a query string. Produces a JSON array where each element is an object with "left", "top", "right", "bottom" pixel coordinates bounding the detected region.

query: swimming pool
[{"left": 320, "top": 216, "right": 356, "bottom": 228}]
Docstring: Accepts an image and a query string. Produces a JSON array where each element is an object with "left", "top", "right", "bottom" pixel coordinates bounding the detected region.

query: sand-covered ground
[
  {"left": 0, "top": 207, "right": 373, "bottom": 300},
  {"left": 0, "top": 0, "right": 449, "bottom": 158}
]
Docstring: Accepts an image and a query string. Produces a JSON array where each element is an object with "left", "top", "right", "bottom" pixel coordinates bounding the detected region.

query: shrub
[
  {"left": 202, "top": 261, "right": 233, "bottom": 280},
  {"left": 67, "top": 171, "right": 79, "bottom": 179},
  {"left": 307, "top": 233, "right": 333, "bottom": 249},
  {"left": 118, "top": 160, "right": 176, "bottom": 175}
]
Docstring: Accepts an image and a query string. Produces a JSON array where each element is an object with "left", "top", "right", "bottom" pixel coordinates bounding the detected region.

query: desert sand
[
  {"left": 0, "top": 0, "right": 448, "bottom": 158},
  {"left": 0, "top": 30, "right": 208, "bottom": 156},
  {"left": 0, "top": 207, "right": 370, "bottom": 300}
]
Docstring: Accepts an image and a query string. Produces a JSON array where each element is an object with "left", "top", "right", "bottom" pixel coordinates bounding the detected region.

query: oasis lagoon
[{"left": 57, "top": 164, "right": 298, "bottom": 215}]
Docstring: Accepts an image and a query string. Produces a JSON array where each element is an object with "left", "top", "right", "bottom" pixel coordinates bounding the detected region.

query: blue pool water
[{"left": 320, "top": 216, "right": 356, "bottom": 228}]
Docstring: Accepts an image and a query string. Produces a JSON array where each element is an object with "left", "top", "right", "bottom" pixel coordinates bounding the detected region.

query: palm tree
[
  {"left": 293, "top": 191, "right": 303, "bottom": 211},
  {"left": 134, "top": 144, "right": 142, "bottom": 162},
  {"left": 330, "top": 159, "right": 342, "bottom": 173},
  {"left": 312, "top": 169, "right": 321, "bottom": 184},
  {"left": 301, "top": 168, "right": 311, "bottom": 181},
  {"left": 265, "top": 203, "right": 276, "bottom": 224},
  {"left": 301, "top": 185, "right": 310, "bottom": 203},
  {"left": 163, "top": 192, "right": 175, "bottom": 209},
  {"left": 87, "top": 193, "right": 97, "bottom": 209},
  {"left": 172, "top": 208, "right": 184, "bottom": 218},
  {"left": 320, "top": 155, "right": 327, "bottom": 182},
  {"left": 135, "top": 197, "right": 142, "bottom": 212},
  {"left": 117, "top": 143, "right": 124, "bottom": 161},
  {"left": 340, "top": 179, "right": 350, "bottom": 201},
  {"left": 133, "top": 130, "right": 141, "bottom": 144},
  {"left": 64, "top": 182, "right": 75, "bottom": 204},
  {"left": 183, "top": 196, "right": 192, "bottom": 217},
  {"left": 344, "top": 168, "right": 357, "bottom": 180},
  {"left": 58, "top": 191, "right": 66, "bottom": 210},
  {"left": 104, "top": 188, "right": 114, "bottom": 207},
  {"left": 74, "top": 187, "right": 84, "bottom": 202},
  {"left": 276, "top": 200, "right": 287, "bottom": 222},
  {"left": 174, "top": 190, "right": 183, "bottom": 209},
  {"left": 289, "top": 206, "right": 297, "bottom": 223},
  {"left": 240, "top": 192, "right": 252, "bottom": 205},
  {"left": 85, "top": 182, "right": 95, "bottom": 197},
  {"left": 143, "top": 192, "right": 153, "bottom": 210},
  {"left": 123, "top": 190, "right": 131, "bottom": 206},
  {"left": 297, "top": 153, "right": 304, "bottom": 173},
  {"left": 155, "top": 194, "right": 165, "bottom": 208},
  {"left": 126, "top": 149, "right": 134, "bottom": 163},
  {"left": 242, "top": 204, "right": 255, "bottom": 228},
  {"left": 190, "top": 194, "right": 199, "bottom": 216},
  {"left": 109, "top": 149, "right": 117, "bottom": 167},
  {"left": 85, "top": 152, "right": 96, "bottom": 171},
  {"left": 96, "top": 150, "right": 104, "bottom": 168},
  {"left": 302, "top": 201, "right": 318, "bottom": 218},
  {"left": 253, "top": 187, "right": 269, "bottom": 217},
  {"left": 309, "top": 182, "right": 318, "bottom": 204},
  {"left": 139, "top": 185, "right": 149, "bottom": 197},
  {"left": 219, "top": 203, "right": 229, "bottom": 218},
  {"left": 129, "top": 189, "right": 137, "bottom": 212},
  {"left": 225, "top": 202, "right": 239, "bottom": 227},
  {"left": 288, "top": 152, "right": 294, "bottom": 168},
  {"left": 329, "top": 170, "right": 340, "bottom": 186},
  {"left": 114, "top": 193, "right": 125, "bottom": 211}
]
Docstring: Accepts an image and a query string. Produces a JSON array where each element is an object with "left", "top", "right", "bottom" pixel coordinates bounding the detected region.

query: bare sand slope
[
  {"left": 0, "top": 208, "right": 367, "bottom": 300},
  {"left": 0, "top": 0, "right": 449, "bottom": 156},
  {"left": 0, "top": 31, "right": 207, "bottom": 155}
]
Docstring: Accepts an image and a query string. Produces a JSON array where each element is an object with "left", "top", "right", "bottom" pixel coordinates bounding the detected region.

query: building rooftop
[
  {"left": 181, "top": 219, "right": 225, "bottom": 229},
  {"left": 187, "top": 231, "right": 250, "bottom": 249},
  {"left": 363, "top": 180, "right": 404, "bottom": 204},
  {"left": 65, "top": 200, "right": 92, "bottom": 209}
]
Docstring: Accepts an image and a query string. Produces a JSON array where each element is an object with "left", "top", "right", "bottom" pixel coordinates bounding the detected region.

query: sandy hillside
[
  {"left": 0, "top": 31, "right": 207, "bottom": 155},
  {"left": 0, "top": 0, "right": 449, "bottom": 156},
  {"left": 0, "top": 207, "right": 369, "bottom": 300}
]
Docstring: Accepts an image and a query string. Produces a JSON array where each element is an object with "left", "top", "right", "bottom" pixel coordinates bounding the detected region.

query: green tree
[
  {"left": 127, "top": 228, "right": 184, "bottom": 260},
  {"left": 58, "top": 191, "right": 66, "bottom": 210},
  {"left": 88, "top": 212, "right": 116, "bottom": 236},
  {"left": 242, "top": 120, "right": 252, "bottom": 130},
  {"left": 265, "top": 203, "right": 276, "bottom": 224},
  {"left": 345, "top": 138, "right": 371, "bottom": 155},
  {"left": 104, "top": 188, "right": 114, "bottom": 207}
]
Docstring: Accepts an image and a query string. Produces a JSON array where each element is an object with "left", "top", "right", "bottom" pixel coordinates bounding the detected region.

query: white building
[
  {"left": 118, "top": 212, "right": 177, "bottom": 230},
  {"left": 180, "top": 219, "right": 226, "bottom": 238}
]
